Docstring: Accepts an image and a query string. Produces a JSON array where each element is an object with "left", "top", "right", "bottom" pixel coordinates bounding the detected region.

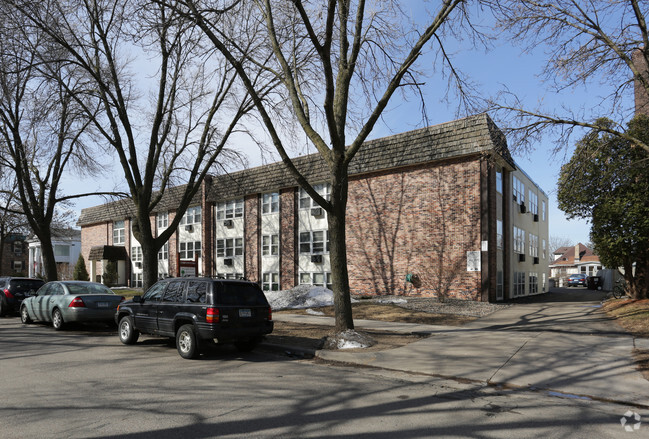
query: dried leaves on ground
[
  {"left": 268, "top": 302, "right": 476, "bottom": 353},
  {"left": 601, "top": 299, "right": 649, "bottom": 379}
]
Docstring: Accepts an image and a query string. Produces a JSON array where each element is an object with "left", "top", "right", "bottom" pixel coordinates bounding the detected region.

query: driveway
[{"left": 315, "top": 288, "right": 649, "bottom": 406}]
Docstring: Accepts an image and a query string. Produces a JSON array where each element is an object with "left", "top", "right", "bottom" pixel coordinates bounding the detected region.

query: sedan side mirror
[{"left": 132, "top": 295, "right": 143, "bottom": 303}]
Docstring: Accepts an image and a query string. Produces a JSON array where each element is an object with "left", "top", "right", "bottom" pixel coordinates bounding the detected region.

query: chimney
[
  {"left": 633, "top": 49, "right": 649, "bottom": 116},
  {"left": 574, "top": 244, "right": 581, "bottom": 263}
]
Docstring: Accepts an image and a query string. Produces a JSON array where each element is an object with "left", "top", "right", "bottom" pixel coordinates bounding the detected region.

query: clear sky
[{"left": 62, "top": 5, "right": 627, "bottom": 250}]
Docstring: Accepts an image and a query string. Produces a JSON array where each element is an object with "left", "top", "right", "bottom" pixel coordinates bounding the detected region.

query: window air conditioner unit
[
  {"left": 519, "top": 253, "right": 526, "bottom": 262},
  {"left": 223, "top": 258, "right": 233, "bottom": 266},
  {"left": 135, "top": 262, "right": 142, "bottom": 269},
  {"left": 311, "top": 254, "right": 323, "bottom": 263},
  {"left": 223, "top": 219, "right": 233, "bottom": 227},
  {"left": 184, "top": 225, "right": 193, "bottom": 232},
  {"left": 310, "top": 207, "right": 323, "bottom": 217},
  {"left": 533, "top": 213, "right": 539, "bottom": 222},
  {"left": 519, "top": 203, "right": 527, "bottom": 214},
  {"left": 533, "top": 257, "right": 539, "bottom": 265}
]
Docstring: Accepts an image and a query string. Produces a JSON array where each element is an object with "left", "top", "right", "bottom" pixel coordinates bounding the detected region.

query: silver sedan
[{"left": 20, "top": 281, "right": 124, "bottom": 330}]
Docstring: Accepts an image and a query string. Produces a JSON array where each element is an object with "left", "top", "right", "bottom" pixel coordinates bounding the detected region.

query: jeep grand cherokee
[{"left": 116, "top": 277, "right": 273, "bottom": 359}]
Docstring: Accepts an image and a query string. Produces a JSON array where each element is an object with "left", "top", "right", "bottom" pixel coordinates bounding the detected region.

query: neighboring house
[
  {"left": 78, "top": 114, "right": 550, "bottom": 302},
  {"left": 549, "top": 243, "right": 604, "bottom": 281},
  {"left": 28, "top": 229, "right": 82, "bottom": 279},
  {"left": 0, "top": 233, "right": 28, "bottom": 276}
]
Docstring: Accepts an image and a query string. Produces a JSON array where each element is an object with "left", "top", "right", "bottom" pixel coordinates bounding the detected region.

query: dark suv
[
  {"left": 116, "top": 277, "right": 273, "bottom": 359},
  {"left": 0, "top": 277, "right": 46, "bottom": 317}
]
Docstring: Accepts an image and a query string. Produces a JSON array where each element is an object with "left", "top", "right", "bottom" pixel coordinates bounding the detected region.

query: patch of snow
[
  {"left": 264, "top": 285, "right": 334, "bottom": 310},
  {"left": 305, "top": 309, "right": 325, "bottom": 316},
  {"left": 324, "top": 330, "right": 376, "bottom": 350},
  {"left": 376, "top": 298, "right": 407, "bottom": 305}
]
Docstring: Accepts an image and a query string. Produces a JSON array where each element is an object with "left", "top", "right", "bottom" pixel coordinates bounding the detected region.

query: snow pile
[
  {"left": 323, "top": 330, "right": 376, "bottom": 350},
  {"left": 264, "top": 285, "right": 334, "bottom": 310},
  {"left": 375, "top": 297, "right": 407, "bottom": 305}
]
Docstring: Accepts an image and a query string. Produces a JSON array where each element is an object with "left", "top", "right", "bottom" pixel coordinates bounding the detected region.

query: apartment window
[
  {"left": 300, "top": 272, "right": 332, "bottom": 290},
  {"left": 529, "top": 234, "right": 538, "bottom": 257},
  {"left": 529, "top": 272, "right": 538, "bottom": 295},
  {"left": 131, "top": 272, "right": 143, "bottom": 288},
  {"left": 299, "top": 184, "right": 331, "bottom": 209},
  {"left": 216, "top": 238, "right": 243, "bottom": 257},
  {"left": 514, "top": 272, "right": 526, "bottom": 297},
  {"left": 542, "top": 239, "right": 547, "bottom": 259},
  {"left": 262, "top": 234, "right": 279, "bottom": 256},
  {"left": 262, "top": 192, "right": 279, "bottom": 214},
  {"left": 158, "top": 242, "right": 169, "bottom": 260},
  {"left": 299, "top": 231, "right": 329, "bottom": 254},
  {"left": 180, "top": 206, "right": 202, "bottom": 225},
  {"left": 54, "top": 245, "right": 70, "bottom": 257},
  {"left": 496, "top": 170, "right": 502, "bottom": 194},
  {"left": 113, "top": 220, "right": 125, "bottom": 245},
  {"left": 512, "top": 176, "right": 525, "bottom": 204},
  {"left": 13, "top": 242, "right": 22, "bottom": 256},
  {"left": 12, "top": 261, "right": 23, "bottom": 271},
  {"left": 542, "top": 200, "right": 547, "bottom": 221},
  {"left": 179, "top": 241, "right": 202, "bottom": 259},
  {"left": 131, "top": 246, "right": 142, "bottom": 262},
  {"left": 157, "top": 212, "right": 168, "bottom": 229},
  {"left": 529, "top": 191, "right": 538, "bottom": 215},
  {"left": 513, "top": 227, "right": 525, "bottom": 254},
  {"left": 216, "top": 199, "right": 243, "bottom": 220},
  {"left": 224, "top": 273, "right": 243, "bottom": 279},
  {"left": 497, "top": 220, "right": 503, "bottom": 250},
  {"left": 262, "top": 272, "right": 280, "bottom": 291}
]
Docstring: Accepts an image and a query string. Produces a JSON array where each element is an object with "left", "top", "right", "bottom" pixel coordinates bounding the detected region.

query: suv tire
[
  {"left": 20, "top": 306, "right": 32, "bottom": 324},
  {"left": 118, "top": 316, "right": 139, "bottom": 345},
  {"left": 176, "top": 324, "right": 199, "bottom": 359}
]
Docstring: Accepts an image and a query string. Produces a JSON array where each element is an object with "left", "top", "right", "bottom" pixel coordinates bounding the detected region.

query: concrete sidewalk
[{"left": 271, "top": 289, "right": 649, "bottom": 407}]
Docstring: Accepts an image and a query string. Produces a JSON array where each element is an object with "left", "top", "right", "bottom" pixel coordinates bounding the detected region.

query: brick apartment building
[
  {"left": 0, "top": 233, "right": 28, "bottom": 276},
  {"left": 78, "top": 114, "right": 550, "bottom": 302}
]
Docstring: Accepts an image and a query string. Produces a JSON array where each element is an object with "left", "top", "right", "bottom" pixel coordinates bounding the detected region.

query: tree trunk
[
  {"left": 141, "top": 241, "right": 159, "bottom": 293},
  {"left": 328, "top": 170, "right": 354, "bottom": 333},
  {"left": 36, "top": 226, "right": 58, "bottom": 281}
]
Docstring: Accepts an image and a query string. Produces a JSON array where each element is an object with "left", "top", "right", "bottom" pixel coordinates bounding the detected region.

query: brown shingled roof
[
  {"left": 208, "top": 113, "right": 514, "bottom": 201},
  {"left": 79, "top": 113, "right": 513, "bottom": 226}
]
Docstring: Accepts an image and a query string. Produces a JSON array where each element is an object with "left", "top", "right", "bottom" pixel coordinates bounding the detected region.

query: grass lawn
[{"left": 601, "top": 298, "right": 649, "bottom": 380}]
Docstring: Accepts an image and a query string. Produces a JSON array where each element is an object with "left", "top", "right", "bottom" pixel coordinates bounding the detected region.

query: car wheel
[
  {"left": 176, "top": 324, "right": 199, "bottom": 359},
  {"left": 20, "top": 305, "right": 32, "bottom": 324},
  {"left": 234, "top": 337, "right": 262, "bottom": 352},
  {"left": 118, "top": 316, "right": 139, "bottom": 345},
  {"left": 52, "top": 308, "right": 64, "bottom": 331}
]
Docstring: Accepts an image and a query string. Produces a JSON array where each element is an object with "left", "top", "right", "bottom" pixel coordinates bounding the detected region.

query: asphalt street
[{"left": 0, "top": 315, "right": 644, "bottom": 438}]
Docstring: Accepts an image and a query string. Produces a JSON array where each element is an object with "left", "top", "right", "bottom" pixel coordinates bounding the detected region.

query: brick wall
[
  {"left": 279, "top": 188, "right": 297, "bottom": 289},
  {"left": 80, "top": 222, "right": 110, "bottom": 280},
  {"left": 346, "top": 157, "right": 483, "bottom": 300}
]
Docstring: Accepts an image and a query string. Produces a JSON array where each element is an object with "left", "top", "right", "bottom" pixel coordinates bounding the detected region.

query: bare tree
[
  {"left": 491, "top": 0, "right": 649, "bottom": 156},
  {"left": 0, "top": 5, "right": 108, "bottom": 281},
  {"left": 173, "top": 0, "right": 474, "bottom": 332},
  {"left": 8, "top": 0, "right": 267, "bottom": 290}
]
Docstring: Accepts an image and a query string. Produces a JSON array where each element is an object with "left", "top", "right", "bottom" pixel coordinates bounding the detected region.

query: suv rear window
[
  {"left": 9, "top": 279, "right": 45, "bottom": 293},
  {"left": 216, "top": 283, "right": 268, "bottom": 306}
]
